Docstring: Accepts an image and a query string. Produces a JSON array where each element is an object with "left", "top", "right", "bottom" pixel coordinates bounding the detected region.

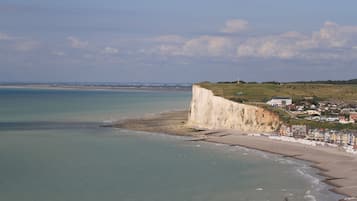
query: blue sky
[{"left": 1, "top": 0, "right": 357, "bottom": 82}]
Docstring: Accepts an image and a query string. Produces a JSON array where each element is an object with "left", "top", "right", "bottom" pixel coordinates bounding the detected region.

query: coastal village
[{"left": 267, "top": 96, "right": 357, "bottom": 152}]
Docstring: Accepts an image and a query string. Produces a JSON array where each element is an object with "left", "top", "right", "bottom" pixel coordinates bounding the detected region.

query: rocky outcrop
[{"left": 188, "top": 85, "right": 281, "bottom": 133}]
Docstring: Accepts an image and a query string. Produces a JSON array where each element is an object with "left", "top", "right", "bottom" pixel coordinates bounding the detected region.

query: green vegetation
[
  {"left": 286, "top": 118, "right": 357, "bottom": 130},
  {"left": 198, "top": 82, "right": 357, "bottom": 102},
  {"left": 292, "top": 79, "right": 357, "bottom": 85}
]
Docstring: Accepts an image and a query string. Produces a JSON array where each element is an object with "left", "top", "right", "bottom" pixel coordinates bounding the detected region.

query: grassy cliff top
[{"left": 198, "top": 82, "right": 357, "bottom": 103}]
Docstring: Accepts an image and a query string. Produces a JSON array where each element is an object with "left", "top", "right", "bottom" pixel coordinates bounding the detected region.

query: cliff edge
[{"left": 188, "top": 85, "right": 281, "bottom": 133}]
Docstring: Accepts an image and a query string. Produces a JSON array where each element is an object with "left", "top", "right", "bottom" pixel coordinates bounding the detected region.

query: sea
[{"left": 0, "top": 87, "right": 343, "bottom": 201}]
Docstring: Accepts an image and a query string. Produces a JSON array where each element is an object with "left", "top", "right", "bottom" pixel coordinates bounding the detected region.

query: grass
[{"left": 198, "top": 82, "right": 357, "bottom": 103}]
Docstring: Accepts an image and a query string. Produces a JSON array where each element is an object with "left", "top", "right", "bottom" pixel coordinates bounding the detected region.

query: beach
[{"left": 116, "top": 110, "right": 357, "bottom": 200}]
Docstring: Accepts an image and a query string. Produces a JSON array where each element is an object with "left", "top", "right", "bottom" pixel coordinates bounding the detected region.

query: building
[
  {"left": 350, "top": 112, "right": 357, "bottom": 122},
  {"left": 306, "top": 110, "right": 321, "bottom": 116},
  {"left": 339, "top": 115, "right": 354, "bottom": 124},
  {"left": 266, "top": 97, "right": 292, "bottom": 107},
  {"left": 291, "top": 125, "right": 308, "bottom": 138},
  {"left": 279, "top": 124, "right": 292, "bottom": 137},
  {"left": 307, "top": 129, "right": 324, "bottom": 141},
  {"left": 347, "top": 133, "right": 355, "bottom": 145}
]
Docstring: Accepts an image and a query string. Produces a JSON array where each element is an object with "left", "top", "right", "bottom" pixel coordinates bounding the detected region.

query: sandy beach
[{"left": 115, "top": 110, "right": 357, "bottom": 201}]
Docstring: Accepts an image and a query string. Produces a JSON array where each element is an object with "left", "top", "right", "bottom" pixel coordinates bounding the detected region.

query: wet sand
[{"left": 115, "top": 110, "right": 357, "bottom": 201}]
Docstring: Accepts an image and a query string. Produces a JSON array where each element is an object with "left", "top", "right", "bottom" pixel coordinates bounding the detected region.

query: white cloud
[
  {"left": 153, "top": 35, "right": 233, "bottom": 57},
  {"left": 155, "top": 44, "right": 181, "bottom": 56},
  {"left": 14, "top": 40, "right": 40, "bottom": 51},
  {"left": 138, "top": 21, "right": 357, "bottom": 62},
  {"left": 152, "top": 35, "right": 185, "bottom": 43},
  {"left": 237, "top": 21, "right": 357, "bottom": 60},
  {"left": 0, "top": 32, "right": 13, "bottom": 40},
  {"left": 311, "top": 21, "right": 357, "bottom": 48},
  {"left": 67, "top": 36, "right": 88, "bottom": 49},
  {"left": 221, "top": 19, "right": 248, "bottom": 33},
  {"left": 237, "top": 34, "right": 302, "bottom": 59},
  {"left": 0, "top": 32, "right": 40, "bottom": 52},
  {"left": 181, "top": 36, "right": 232, "bottom": 56},
  {"left": 102, "top": 46, "right": 119, "bottom": 55}
]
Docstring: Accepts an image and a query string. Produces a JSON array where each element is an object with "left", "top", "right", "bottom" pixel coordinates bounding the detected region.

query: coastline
[
  {"left": 115, "top": 110, "right": 357, "bottom": 201},
  {"left": 0, "top": 84, "right": 191, "bottom": 92}
]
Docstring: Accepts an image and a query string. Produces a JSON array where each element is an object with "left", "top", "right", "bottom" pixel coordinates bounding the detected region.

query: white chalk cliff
[{"left": 188, "top": 85, "right": 281, "bottom": 133}]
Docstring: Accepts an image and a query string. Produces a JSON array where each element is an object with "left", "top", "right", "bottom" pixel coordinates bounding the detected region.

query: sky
[{"left": 1, "top": 0, "right": 357, "bottom": 83}]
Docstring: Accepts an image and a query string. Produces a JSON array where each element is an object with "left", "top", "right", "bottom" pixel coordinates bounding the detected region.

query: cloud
[
  {"left": 311, "top": 21, "right": 357, "bottom": 48},
  {"left": 237, "top": 34, "right": 303, "bottom": 59},
  {"left": 52, "top": 20, "right": 357, "bottom": 64},
  {"left": 237, "top": 21, "right": 357, "bottom": 60},
  {"left": 152, "top": 35, "right": 233, "bottom": 57},
  {"left": 0, "top": 32, "right": 40, "bottom": 52},
  {"left": 67, "top": 36, "right": 88, "bottom": 49},
  {"left": 13, "top": 40, "right": 40, "bottom": 51},
  {"left": 181, "top": 36, "right": 232, "bottom": 56},
  {"left": 0, "top": 32, "right": 13, "bottom": 40},
  {"left": 221, "top": 19, "right": 248, "bottom": 33},
  {"left": 144, "top": 21, "right": 357, "bottom": 62},
  {"left": 152, "top": 35, "right": 186, "bottom": 43},
  {"left": 101, "top": 46, "right": 119, "bottom": 54}
]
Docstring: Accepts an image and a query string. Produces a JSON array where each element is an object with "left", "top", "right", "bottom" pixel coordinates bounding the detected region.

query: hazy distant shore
[
  {"left": 115, "top": 110, "right": 357, "bottom": 201},
  {"left": 0, "top": 83, "right": 191, "bottom": 92}
]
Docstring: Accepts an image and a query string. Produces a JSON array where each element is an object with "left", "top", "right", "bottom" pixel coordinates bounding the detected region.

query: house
[
  {"left": 347, "top": 133, "right": 356, "bottom": 145},
  {"left": 279, "top": 124, "right": 292, "bottom": 137},
  {"left": 266, "top": 97, "right": 292, "bottom": 107},
  {"left": 326, "top": 117, "right": 339, "bottom": 122},
  {"left": 297, "top": 106, "right": 304, "bottom": 111},
  {"left": 291, "top": 125, "right": 307, "bottom": 138},
  {"left": 306, "top": 110, "right": 321, "bottom": 116},
  {"left": 329, "top": 131, "right": 339, "bottom": 144},
  {"left": 350, "top": 112, "right": 357, "bottom": 122},
  {"left": 307, "top": 129, "right": 324, "bottom": 141},
  {"left": 339, "top": 115, "right": 355, "bottom": 124}
]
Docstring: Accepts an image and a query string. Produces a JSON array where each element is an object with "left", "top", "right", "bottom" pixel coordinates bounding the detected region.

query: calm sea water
[{"left": 0, "top": 88, "right": 342, "bottom": 201}]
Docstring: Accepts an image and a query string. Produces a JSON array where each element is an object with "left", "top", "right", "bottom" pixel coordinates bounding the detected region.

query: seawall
[{"left": 188, "top": 85, "right": 281, "bottom": 133}]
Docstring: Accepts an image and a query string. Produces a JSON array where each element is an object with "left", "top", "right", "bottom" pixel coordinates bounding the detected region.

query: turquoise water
[
  {"left": 0, "top": 88, "right": 342, "bottom": 201},
  {"left": 0, "top": 88, "right": 190, "bottom": 122}
]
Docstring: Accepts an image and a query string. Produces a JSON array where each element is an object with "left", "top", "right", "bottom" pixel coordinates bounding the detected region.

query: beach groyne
[{"left": 187, "top": 85, "right": 281, "bottom": 133}]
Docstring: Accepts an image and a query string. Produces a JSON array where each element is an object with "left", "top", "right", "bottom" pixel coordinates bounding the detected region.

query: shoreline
[
  {"left": 115, "top": 110, "right": 357, "bottom": 201},
  {"left": 0, "top": 84, "right": 191, "bottom": 92}
]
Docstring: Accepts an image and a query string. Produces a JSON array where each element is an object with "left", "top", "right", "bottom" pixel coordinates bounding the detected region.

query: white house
[
  {"left": 306, "top": 110, "right": 321, "bottom": 116},
  {"left": 266, "top": 97, "right": 292, "bottom": 107}
]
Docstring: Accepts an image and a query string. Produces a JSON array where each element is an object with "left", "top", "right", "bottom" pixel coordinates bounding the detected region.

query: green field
[{"left": 199, "top": 82, "right": 357, "bottom": 103}]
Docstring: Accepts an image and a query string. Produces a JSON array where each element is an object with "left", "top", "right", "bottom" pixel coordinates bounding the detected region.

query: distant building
[
  {"left": 350, "top": 112, "right": 357, "bottom": 122},
  {"left": 339, "top": 115, "right": 354, "bottom": 124},
  {"left": 306, "top": 110, "right": 321, "bottom": 116},
  {"left": 266, "top": 97, "right": 292, "bottom": 107},
  {"left": 291, "top": 125, "right": 307, "bottom": 138},
  {"left": 308, "top": 128, "right": 324, "bottom": 141},
  {"left": 279, "top": 125, "right": 292, "bottom": 137},
  {"left": 347, "top": 133, "right": 356, "bottom": 145}
]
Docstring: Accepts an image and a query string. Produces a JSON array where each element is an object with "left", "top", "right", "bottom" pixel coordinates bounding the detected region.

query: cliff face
[{"left": 188, "top": 85, "right": 281, "bottom": 133}]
